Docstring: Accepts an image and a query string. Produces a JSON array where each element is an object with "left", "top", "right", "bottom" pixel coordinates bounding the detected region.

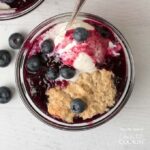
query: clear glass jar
[
  {"left": 0, "top": 0, "right": 43, "bottom": 20},
  {"left": 16, "top": 12, "right": 135, "bottom": 131}
]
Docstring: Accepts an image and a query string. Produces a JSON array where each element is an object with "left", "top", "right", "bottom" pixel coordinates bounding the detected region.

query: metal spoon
[{"left": 66, "top": 0, "right": 87, "bottom": 30}]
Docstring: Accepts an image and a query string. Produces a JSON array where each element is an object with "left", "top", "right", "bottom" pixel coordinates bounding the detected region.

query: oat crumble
[{"left": 46, "top": 69, "right": 117, "bottom": 123}]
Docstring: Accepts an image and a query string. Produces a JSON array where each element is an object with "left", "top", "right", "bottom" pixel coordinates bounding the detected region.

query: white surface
[{"left": 0, "top": 0, "right": 150, "bottom": 150}]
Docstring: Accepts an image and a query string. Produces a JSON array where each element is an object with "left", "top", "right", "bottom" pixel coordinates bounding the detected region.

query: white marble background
[{"left": 0, "top": 0, "right": 150, "bottom": 149}]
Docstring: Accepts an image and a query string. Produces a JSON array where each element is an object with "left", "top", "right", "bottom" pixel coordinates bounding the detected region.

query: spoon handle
[{"left": 66, "top": 0, "right": 87, "bottom": 29}]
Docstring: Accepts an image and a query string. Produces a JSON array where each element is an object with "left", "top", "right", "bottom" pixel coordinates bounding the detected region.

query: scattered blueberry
[
  {"left": 1, "top": 0, "right": 14, "bottom": 3},
  {"left": 73, "top": 27, "right": 89, "bottom": 42},
  {"left": 46, "top": 68, "right": 59, "bottom": 80},
  {"left": 0, "top": 87, "right": 12, "bottom": 104},
  {"left": 71, "top": 98, "right": 87, "bottom": 114},
  {"left": 60, "top": 66, "right": 76, "bottom": 79},
  {"left": 41, "top": 39, "right": 54, "bottom": 54},
  {"left": 96, "top": 26, "right": 111, "bottom": 38},
  {"left": 26, "top": 55, "right": 41, "bottom": 72},
  {"left": 0, "top": 50, "right": 11, "bottom": 67},
  {"left": 9, "top": 33, "right": 24, "bottom": 49}
]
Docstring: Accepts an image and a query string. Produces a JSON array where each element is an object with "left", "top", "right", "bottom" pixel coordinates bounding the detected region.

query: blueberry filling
[
  {"left": 0, "top": 0, "right": 38, "bottom": 11},
  {"left": 24, "top": 20, "right": 127, "bottom": 124}
]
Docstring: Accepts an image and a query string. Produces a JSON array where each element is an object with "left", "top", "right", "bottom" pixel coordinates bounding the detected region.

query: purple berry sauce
[
  {"left": 5, "top": 0, "right": 38, "bottom": 12},
  {"left": 23, "top": 20, "right": 127, "bottom": 124}
]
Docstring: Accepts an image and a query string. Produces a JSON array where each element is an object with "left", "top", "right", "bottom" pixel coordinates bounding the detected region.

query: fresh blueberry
[
  {"left": 1, "top": 0, "right": 14, "bottom": 3},
  {"left": 73, "top": 27, "right": 89, "bottom": 42},
  {"left": 41, "top": 39, "right": 54, "bottom": 54},
  {"left": 0, "top": 50, "right": 11, "bottom": 67},
  {"left": 0, "top": 87, "right": 12, "bottom": 104},
  {"left": 9, "top": 33, "right": 24, "bottom": 49},
  {"left": 26, "top": 55, "right": 41, "bottom": 72},
  {"left": 71, "top": 98, "right": 87, "bottom": 113},
  {"left": 46, "top": 68, "right": 59, "bottom": 80},
  {"left": 96, "top": 26, "right": 111, "bottom": 38},
  {"left": 60, "top": 66, "right": 76, "bottom": 79}
]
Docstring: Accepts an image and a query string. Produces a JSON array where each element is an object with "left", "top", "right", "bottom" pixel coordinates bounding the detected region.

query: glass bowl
[
  {"left": 0, "top": 0, "right": 43, "bottom": 20},
  {"left": 16, "top": 12, "right": 135, "bottom": 131}
]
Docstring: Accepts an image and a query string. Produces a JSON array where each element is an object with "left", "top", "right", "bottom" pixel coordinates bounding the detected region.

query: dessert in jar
[
  {"left": 0, "top": 0, "right": 43, "bottom": 19},
  {"left": 16, "top": 13, "right": 134, "bottom": 130}
]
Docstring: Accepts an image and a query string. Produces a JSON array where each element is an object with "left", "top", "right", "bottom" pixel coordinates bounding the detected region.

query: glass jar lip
[
  {"left": 16, "top": 12, "right": 135, "bottom": 131},
  {"left": 0, "top": 0, "right": 43, "bottom": 20}
]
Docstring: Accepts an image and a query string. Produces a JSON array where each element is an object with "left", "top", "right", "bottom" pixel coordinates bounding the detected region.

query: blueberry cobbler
[
  {"left": 24, "top": 20, "right": 127, "bottom": 123},
  {"left": 0, "top": 0, "right": 38, "bottom": 14}
]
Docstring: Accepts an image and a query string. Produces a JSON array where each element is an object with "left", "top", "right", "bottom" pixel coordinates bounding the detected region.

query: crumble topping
[{"left": 46, "top": 69, "right": 117, "bottom": 123}]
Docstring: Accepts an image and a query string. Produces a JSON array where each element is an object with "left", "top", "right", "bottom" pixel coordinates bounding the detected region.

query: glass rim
[
  {"left": 16, "top": 12, "right": 135, "bottom": 131},
  {"left": 0, "top": 0, "right": 44, "bottom": 20}
]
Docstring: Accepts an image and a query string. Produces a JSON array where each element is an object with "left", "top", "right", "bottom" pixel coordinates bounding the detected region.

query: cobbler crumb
[{"left": 46, "top": 69, "right": 117, "bottom": 123}]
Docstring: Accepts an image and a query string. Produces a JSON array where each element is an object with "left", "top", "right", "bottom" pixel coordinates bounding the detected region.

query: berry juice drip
[{"left": 23, "top": 20, "right": 127, "bottom": 124}]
